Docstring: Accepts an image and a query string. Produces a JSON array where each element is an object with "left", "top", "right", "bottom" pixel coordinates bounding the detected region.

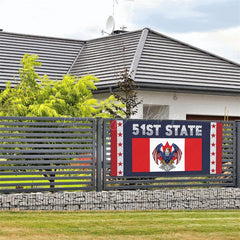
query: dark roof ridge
[
  {"left": 146, "top": 27, "right": 240, "bottom": 67},
  {"left": 85, "top": 29, "right": 144, "bottom": 42},
  {"left": 129, "top": 28, "right": 149, "bottom": 79}
]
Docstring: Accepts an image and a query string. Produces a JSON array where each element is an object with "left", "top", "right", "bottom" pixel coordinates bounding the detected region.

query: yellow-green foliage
[{"left": 0, "top": 54, "right": 125, "bottom": 118}]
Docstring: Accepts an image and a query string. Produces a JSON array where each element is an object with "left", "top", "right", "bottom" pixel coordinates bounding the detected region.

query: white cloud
[
  {"left": 0, "top": 0, "right": 238, "bottom": 63},
  {"left": 0, "top": 0, "right": 112, "bottom": 38}
]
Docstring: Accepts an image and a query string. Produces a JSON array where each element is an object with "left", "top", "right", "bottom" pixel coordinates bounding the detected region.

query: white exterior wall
[
  {"left": 95, "top": 91, "right": 240, "bottom": 120},
  {"left": 136, "top": 91, "right": 240, "bottom": 120}
]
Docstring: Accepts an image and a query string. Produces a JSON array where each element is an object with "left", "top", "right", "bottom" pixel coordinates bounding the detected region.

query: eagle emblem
[{"left": 152, "top": 142, "right": 182, "bottom": 171}]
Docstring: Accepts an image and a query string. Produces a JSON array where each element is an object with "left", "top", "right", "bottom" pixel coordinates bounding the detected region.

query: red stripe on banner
[
  {"left": 132, "top": 138, "right": 150, "bottom": 172},
  {"left": 111, "top": 120, "right": 118, "bottom": 176},
  {"left": 185, "top": 138, "right": 202, "bottom": 171},
  {"left": 216, "top": 123, "right": 223, "bottom": 174}
]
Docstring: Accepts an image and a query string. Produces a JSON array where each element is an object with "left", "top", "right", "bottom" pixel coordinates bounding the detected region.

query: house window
[{"left": 143, "top": 105, "right": 169, "bottom": 120}]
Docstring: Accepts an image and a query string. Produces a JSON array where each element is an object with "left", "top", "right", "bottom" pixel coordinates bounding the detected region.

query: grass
[
  {"left": 0, "top": 173, "right": 91, "bottom": 190},
  {"left": 0, "top": 210, "right": 240, "bottom": 240}
]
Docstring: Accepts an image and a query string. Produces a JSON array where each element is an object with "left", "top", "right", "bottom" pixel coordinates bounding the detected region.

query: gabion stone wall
[{"left": 0, "top": 188, "right": 239, "bottom": 211}]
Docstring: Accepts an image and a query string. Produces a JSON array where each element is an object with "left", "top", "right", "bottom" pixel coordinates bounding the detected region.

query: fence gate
[
  {"left": 0, "top": 116, "right": 96, "bottom": 193},
  {"left": 102, "top": 119, "right": 237, "bottom": 190}
]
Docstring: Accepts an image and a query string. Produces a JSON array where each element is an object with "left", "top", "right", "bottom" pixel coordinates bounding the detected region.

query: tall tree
[
  {"left": 112, "top": 68, "right": 142, "bottom": 118},
  {"left": 0, "top": 54, "right": 125, "bottom": 118},
  {"left": 0, "top": 54, "right": 125, "bottom": 190}
]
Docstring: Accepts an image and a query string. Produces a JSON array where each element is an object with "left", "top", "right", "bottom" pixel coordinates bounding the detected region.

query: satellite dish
[{"left": 106, "top": 16, "right": 115, "bottom": 34}]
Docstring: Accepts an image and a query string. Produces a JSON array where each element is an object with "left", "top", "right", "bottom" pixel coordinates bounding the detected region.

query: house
[{"left": 0, "top": 28, "right": 240, "bottom": 120}]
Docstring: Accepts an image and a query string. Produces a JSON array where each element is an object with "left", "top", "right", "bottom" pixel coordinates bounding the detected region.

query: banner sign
[{"left": 111, "top": 120, "right": 222, "bottom": 177}]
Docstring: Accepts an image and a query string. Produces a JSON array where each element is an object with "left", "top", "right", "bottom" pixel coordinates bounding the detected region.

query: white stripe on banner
[
  {"left": 116, "top": 120, "right": 124, "bottom": 176},
  {"left": 210, "top": 122, "right": 217, "bottom": 174}
]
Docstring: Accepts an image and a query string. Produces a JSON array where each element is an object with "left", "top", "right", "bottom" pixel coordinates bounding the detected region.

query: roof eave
[
  {"left": 136, "top": 82, "right": 240, "bottom": 96},
  {"left": 93, "top": 82, "right": 240, "bottom": 96}
]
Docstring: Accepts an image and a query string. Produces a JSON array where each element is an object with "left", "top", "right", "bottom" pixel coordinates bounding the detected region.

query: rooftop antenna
[
  {"left": 113, "top": 0, "right": 118, "bottom": 17},
  {"left": 101, "top": 15, "right": 115, "bottom": 35},
  {"left": 106, "top": 16, "right": 115, "bottom": 33},
  {"left": 101, "top": 0, "right": 133, "bottom": 36}
]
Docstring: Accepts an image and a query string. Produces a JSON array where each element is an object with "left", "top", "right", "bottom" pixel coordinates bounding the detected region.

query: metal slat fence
[
  {"left": 0, "top": 116, "right": 96, "bottom": 193},
  {"left": 102, "top": 119, "right": 236, "bottom": 190},
  {"left": 0, "top": 117, "right": 238, "bottom": 193}
]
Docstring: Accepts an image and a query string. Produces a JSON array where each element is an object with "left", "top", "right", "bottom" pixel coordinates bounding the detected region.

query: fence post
[
  {"left": 96, "top": 117, "right": 102, "bottom": 191},
  {"left": 236, "top": 121, "right": 240, "bottom": 188}
]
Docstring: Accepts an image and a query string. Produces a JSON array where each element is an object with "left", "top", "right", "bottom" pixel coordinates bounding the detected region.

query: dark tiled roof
[
  {"left": 135, "top": 29, "right": 240, "bottom": 92},
  {"left": 0, "top": 28, "right": 240, "bottom": 94},
  {"left": 0, "top": 31, "right": 84, "bottom": 88},
  {"left": 70, "top": 30, "right": 142, "bottom": 88}
]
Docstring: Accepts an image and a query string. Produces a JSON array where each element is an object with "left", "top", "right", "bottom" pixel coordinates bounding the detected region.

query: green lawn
[
  {"left": 0, "top": 174, "right": 90, "bottom": 190},
  {"left": 0, "top": 210, "right": 239, "bottom": 240}
]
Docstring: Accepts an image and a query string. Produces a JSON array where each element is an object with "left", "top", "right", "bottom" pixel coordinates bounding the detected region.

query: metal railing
[
  {"left": 102, "top": 119, "right": 237, "bottom": 190},
  {"left": 0, "top": 116, "right": 96, "bottom": 193},
  {"left": 0, "top": 117, "right": 239, "bottom": 193}
]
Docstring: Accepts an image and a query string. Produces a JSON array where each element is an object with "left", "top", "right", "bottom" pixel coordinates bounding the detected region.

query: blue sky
[
  {"left": 136, "top": 0, "right": 239, "bottom": 32},
  {"left": 0, "top": 0, "right": 239, "bottom": 63}
]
